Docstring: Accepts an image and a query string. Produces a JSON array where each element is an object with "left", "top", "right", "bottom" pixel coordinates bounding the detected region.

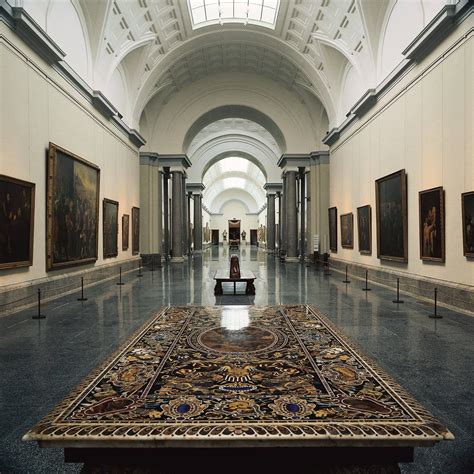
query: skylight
[{"left": 188, "top": 0, "right": 279, "bottom": 29}]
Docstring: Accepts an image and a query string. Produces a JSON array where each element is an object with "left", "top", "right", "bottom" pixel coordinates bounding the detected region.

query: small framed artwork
[
  {"left": 340, "top": 212, "right": 354, "bottom": 249},
  {"left": 375, "top": 169, "right": 408, "bottom": 263},
  {"left": 132, "top": 206, "right": 140, "bottom": 255},
  {"left": 47, "top": 143, "right": 100, "bottom": 270},
  {"left": 0, "top": 175, "right": 35, "bottom": 270},
  {"left": 103, "top": 198, "right": 118, "bottom": 258},
  {"left": 328, "top": 207, "right": 337, "bottom": 252},
  {"left": 122, "top": 214, "right": 129, "bottom": 251},
  {"left": 419, "top": 187, "right": 445, "bottom": 262},
  {"left": 462, "top": 191, "right": 474, "bottom": 258},
  {"left": 357, "top": 205, "right": 372, "bottom": 255}
]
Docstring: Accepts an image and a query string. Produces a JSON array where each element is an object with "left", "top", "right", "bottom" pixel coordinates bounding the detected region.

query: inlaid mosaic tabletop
[{"left": 23, "top": 305, "right": 453, "bottom": 448}]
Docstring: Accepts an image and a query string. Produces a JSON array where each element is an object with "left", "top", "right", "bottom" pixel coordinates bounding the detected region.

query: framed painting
[
  {"left": 357, "top": 205, "right": 372, "bottom": 255},
  {"left": 462, "top": 191, "right": 474, "bottom": 258},
  {"left": 0, "top": 175, "right": 35, "bottom": 270},
  {"left": 47, "top": 143, "right": 100, "bottom": 270},
  {"left": 122, "top": 214, "right": 129, "bottom": 251},
  {"left": 340, "top": 212, "right": 354, "bottom": 249},
  {"left": 328, "top": 207, "right": 337, "bottom": 252},
  {"left": 419, "top": 187, "right": 445, "bottom": 262},
  {"left": 103, "top": 199, "right": 118, "bottom": 258},
  {"left": 132, "top": 206, "right": 140, "bottom": 255},
  {"left": 375, "top": 169, "right": 408, "bottom": 263}
]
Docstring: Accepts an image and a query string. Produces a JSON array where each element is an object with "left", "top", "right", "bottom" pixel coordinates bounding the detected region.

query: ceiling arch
[{"left": 184, "top": 105, "right": 286, "bottom": 153}]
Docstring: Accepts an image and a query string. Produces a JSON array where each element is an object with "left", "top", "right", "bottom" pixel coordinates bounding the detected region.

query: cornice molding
[
  {"left": 0, "top": 4, "right": 146, "bottom": 149},
  {"left": 323, "top": 0, "right": 472, "bottom": 148}
]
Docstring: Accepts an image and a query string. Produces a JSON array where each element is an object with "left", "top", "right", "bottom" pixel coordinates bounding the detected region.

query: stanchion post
[
  {"left": 429, "top": 288, "right": 442, "bottom": 319},
  {"left": 32, "top": 288, "right": 46, "bottom": 319},
  {"left": 116, "top": 267, "right": 125, "bottom": 286},
  {"left": 137, "top": 263, "right": 143, "bottom": 278},
  {"left": 77, "top": 276, "right": 88, "bottom": 301},
  {"left": 150, "top": 257, "right": 155, "bottom": 272},
  {"left": 392, "top": 277, "right": 404, "bottom": 304},
  {"left": 362, "top": 270, "right": 371, "bottom": 291},
  {"left": 342, "top": 265, "right": 351, "bottom": 284}
]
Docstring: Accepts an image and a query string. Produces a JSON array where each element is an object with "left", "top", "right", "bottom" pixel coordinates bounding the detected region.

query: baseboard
[
  {"left": 328, "top": 258, "right": 473, "bottom": 315},
  {"left": 0, "top": 258, "right": 140, "bottom": 317}
]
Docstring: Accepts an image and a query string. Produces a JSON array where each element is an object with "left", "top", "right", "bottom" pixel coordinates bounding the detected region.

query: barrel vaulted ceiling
[{"left": 20, "top": 0, "right": 448, "bottom": 133}]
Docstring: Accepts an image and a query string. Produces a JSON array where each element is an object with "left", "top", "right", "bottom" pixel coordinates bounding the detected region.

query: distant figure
[
  {"left": 241, "top": 230, "right": 246, "bottom": 241},
  {"left": 230, "top": 255, "right": 241, "bottom": 279},
  {"left": 223, "top": 230, "right": 227, "bottom": 241}
]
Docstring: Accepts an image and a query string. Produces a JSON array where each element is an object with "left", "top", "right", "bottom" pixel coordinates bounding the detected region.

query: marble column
[
  {"left": 286, "top": 171, "right": 298, "bottom": 260},
  {"left": 281, "top": 175, "right": 287, "bottom": 254},
  {"left": 299, "top": 169, "right": 306, "bottom": 260},
  {"left": 162, "top": 170, "right": 170, "bottom": 259},
  {"left": 193, "top": 193, "right": 203, "bottom": 251},
  {"left": 276, "top": 191, "right": 281, "bottom": 250},
  {"left": 171, "top": 171, "right": 184, "bottom": 262},
  {"left": 267, "top": 194, "right": 276, "bottom": 252},
  {"left": 181, "top": 174, "right": 187, "bottom": 256}
]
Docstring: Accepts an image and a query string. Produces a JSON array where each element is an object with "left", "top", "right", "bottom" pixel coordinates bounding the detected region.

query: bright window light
[{"left": 188, "top": 0, "right": 279, "bottom": 29}]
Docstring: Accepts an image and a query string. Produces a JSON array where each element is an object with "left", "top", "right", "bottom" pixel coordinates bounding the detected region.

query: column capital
[
  {"left": 186, "top": 182, "right": 206, "bottom": 195},
  {"left": 263, "top": 182, "right": 282, "bottom": 195},
  {"left": 277, "top": 154, "right": 310, "bottom": 173},
  {"left": 142, "top": 153, "right": 191, "bottom": 172},
  {"left": 309, "top": 150, "right": 330, "bottom": 165}
]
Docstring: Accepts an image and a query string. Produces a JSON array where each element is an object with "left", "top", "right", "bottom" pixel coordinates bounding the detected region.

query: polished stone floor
[{"left": 1, "top": 245, "right": 473, "bottom": 473}]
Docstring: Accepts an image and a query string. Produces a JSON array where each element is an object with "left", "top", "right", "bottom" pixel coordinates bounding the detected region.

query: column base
[
  {"left": 285, "top": 256, "right": 300, "bottom": 262},
  {"left": 170, "top": 256, "right": 185, "bottom": 263}
]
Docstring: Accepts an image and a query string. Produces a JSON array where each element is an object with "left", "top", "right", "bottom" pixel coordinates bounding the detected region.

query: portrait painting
[
  {"left": 328, "top": 207, "right": 337, "bottom": 252},
  {"left": 419, "top": 187, "right": 445, "bottom": 262},
  {"left": 132, "top": 206, "right": 140, "bottom": 255},
  {"left": 340, "top": 212, "right": 354, "bottom": 249},
  {"left": 122, "top": 214, "right": 129, "bottom": 251},
  {"left": 47, "top": 143, "right": 100, "bottom": 270},
  {"left": 375, "top": 169, "right": 408, "bottom": 263},
  {"left": 0, "top": 175, "right": 35, "bottom": 270},
  {"left": 357, "top": 205, "right": 372, "bottom": 255},
  {"left": 462, "top": 191, "right": 474, "bottom": 258},
  {"left": 103, "top": 199, "right": 118, "bottom": 258}
]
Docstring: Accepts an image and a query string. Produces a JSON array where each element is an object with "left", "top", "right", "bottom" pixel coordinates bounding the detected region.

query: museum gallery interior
[{"left": 0, "top": 0, "right": 473, "bottom": 472}]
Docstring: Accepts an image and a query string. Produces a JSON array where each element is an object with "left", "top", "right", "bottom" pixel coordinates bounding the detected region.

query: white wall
[
  {"left": 330, "top": 29, "right": 473, "bottom": 286},
  {"left": 0, "top": 26, "right": 140, "bottom": 288},
  {"left": 209, "top": 201, "right": 258, "bottom": 243}
]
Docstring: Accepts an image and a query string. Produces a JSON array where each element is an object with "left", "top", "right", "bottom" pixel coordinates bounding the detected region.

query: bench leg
[
  {"left": 214, "top": 280, "right": 223, "bottom": 296},
  {"left": 246, "top": 280, "right": 256, "bottom": 295}
]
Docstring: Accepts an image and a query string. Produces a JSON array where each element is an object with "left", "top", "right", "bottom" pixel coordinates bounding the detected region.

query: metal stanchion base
[
  {"left": 77, "top": 297, "right": 88, "bottom": 302},
  {"left": 116, "top": 282, "right": 125, "bottom": 286},
  {"left": 343, "top": 280, "right": 351, "bottom": 284},
  {"left": 429, "top": 314, "right": 442, "bottom": 319},
  {"left": 392, "top": 300, "right": 404, "bottom": 304},
  {"left": 362, "top": 288, "right": 371, "bottom": 291},
  {"left": 32, "top": 314, "right": 46, "bottom": 320}
]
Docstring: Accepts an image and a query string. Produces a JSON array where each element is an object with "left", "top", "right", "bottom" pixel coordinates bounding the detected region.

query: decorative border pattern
[{"left": 23, "top": 305, "right": 453, "bottom": 447}]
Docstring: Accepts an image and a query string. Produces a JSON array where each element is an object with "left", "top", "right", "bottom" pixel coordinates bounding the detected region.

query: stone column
[
  {"left": 299, "top": 168, "right": 306, "bottom": 260},
  {"left": 171, "top": 171, "right": 184, "bottom": 262},
  {"left": 276, "top": 191, "right": 281, "bottom": 250},
  {"left": 267, "top": 193, "right": 276, "bottom": 252},
  {"left": 187, "top": 191, "right": 192, "bottom": 254},
  {"left": 281, "top": 175, "right": 287, "bottom": 254},
  {"left": 193, "top": 193, "right": 203, "bottom": 251},
  {"left": 286, "top": 171, "right": 298, "bottom": 261},
  {"left": 162, "top": 169, "right": 170, "bottom": 259},
  {"left": 181, "top": 174, "right": 187, "bottom": 256}
]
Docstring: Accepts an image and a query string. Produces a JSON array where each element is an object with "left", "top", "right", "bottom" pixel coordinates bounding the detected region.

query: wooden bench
[{"left": 214, "top": 269, "right": 256, "bottom": 295}]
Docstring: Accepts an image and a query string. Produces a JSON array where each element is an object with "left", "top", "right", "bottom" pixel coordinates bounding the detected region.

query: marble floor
[{"left": 0, "top": 245, "right": 473, "bottom": 473}]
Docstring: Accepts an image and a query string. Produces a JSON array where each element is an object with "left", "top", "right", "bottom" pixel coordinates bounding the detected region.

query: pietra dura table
[
  {"left": 214, "top": 269, "right": 256, "bottom": 295},
  {"left": 23, "top": 305, "right": 452, "bottom": 473}
]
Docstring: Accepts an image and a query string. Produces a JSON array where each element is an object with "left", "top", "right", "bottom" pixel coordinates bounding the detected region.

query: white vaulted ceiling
[{"left": 21, "top": 0, "right": 448, "bottom": 139}]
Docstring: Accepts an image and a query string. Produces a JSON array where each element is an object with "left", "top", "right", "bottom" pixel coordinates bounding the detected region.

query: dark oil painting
[
  {"left": 47, "top": 143, "right": 100, "bottom": 270},
  {"left": 328, "top": 207, "right": 337, "bottom": 252},
  {"left": 462, "top": 191, "right": 474, "bottom": 258},
  {"left": 103, "top": 199, "right": 118, "bottom": 258},
  {"left": 122, "top": 214, "right": 129, "bottom": 251},
  {"left": 0, "top": 175, "right": 35, "bottom": 269},
  {"left": 357, "top": 205, "right": 371, "bottom": 255},
  {"left": 375, "top": 169, "right": 408, "bottom": 263},
  {"left": 132, "top": 207, "right": 140, "bottom": 255},
  {"left": 340, "top": 213, "right": 353, "bottom": 249},
  {"left": 419, "top": 187, "right": 445, "bottom": 262}
]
